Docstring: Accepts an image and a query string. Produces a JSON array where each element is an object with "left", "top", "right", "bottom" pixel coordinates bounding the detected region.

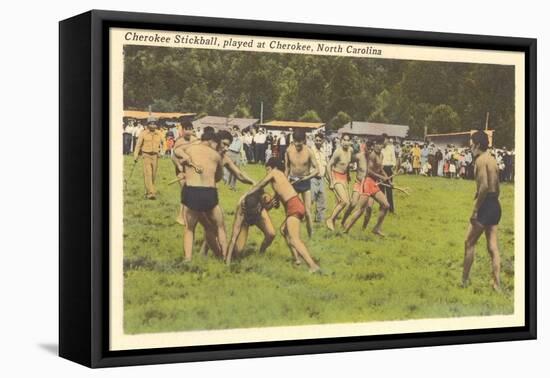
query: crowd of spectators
[{"left": 122, "top": 120, "right": 515, "bottom": 183}]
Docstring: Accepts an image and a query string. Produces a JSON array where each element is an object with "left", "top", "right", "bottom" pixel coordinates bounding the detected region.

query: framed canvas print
[{"left": 59, "top": 10, "right": 536, "bottom": 368}]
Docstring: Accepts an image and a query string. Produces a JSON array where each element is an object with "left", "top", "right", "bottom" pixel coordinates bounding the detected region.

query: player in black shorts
[
  {"left": 462, "top": 131, "right": 502, "bottom": 290},
  {"left": 225, "top": 190, "right": 278, "bottom": 265}
]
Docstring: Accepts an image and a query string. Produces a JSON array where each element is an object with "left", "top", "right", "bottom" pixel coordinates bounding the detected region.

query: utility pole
[
  {"left": 485, "top": 112, "right": 490, "bottom": 130},
  {"left": 260, "top": 101, "right": 264, "bottom": 124}
]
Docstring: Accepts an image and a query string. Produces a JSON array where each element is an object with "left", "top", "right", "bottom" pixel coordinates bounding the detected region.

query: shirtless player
[
  {"left": 341, "top": 142, "right": 370, "bottom": 227},
  {"left": 172, "top": 123, "right": 199, "bottom": 224},
  {"left": 361, "top": 138, "right": 391, "bottom": 236},
  {"left": 225, "top": 190, "right": 278, "bottom": 265},
  {"left": 326, "top": 133, "right": 353, "bottom": 231},
  {"left": 197, "top": 130, "right": 256, "bottom": 257},
  {"left": 462, "top": 131, "right": 502, "bottom": 290},
  {"left": 244, "top": 158, "right": 320, "bottom": 272},
  {"left": 342, "top": 144, "right": 373, "bottom": 233},
  {"left": 178, "top": 130, "right": 227, "bottom": 261},
  {"left": 285, "top": 129, "right": 319, "bottom": 237}
]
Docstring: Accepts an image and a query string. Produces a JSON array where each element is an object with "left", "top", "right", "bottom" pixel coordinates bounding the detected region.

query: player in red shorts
[
  {"left": 341, "top": 143, "right": 371, "bottom": 228},
  {"left": 243, "top": 158, "right": 320, "bottom": 272},
  {"left": 362, "top": 139, "right": 391, "bottom": 236}
]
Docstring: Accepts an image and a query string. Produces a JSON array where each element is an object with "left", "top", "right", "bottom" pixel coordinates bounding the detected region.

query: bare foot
[
  {"left": 492, "top": 281, "right": 501, "bottom": 292},
  {"left": 325, "top": 218, "right": 335, "bottom": 231},
  {"left": 309, "top": 265, "right": 321, "bottom": 273},
  {"left": 372, "top": 229, "right": 385, "bottom": 237},
  {"left": 294, "top": 259, "right": 302, "bottom": 266}
]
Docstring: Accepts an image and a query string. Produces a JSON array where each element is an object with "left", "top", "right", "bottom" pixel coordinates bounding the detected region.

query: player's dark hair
[
  {"left": 293, "top": 129, "right": 306, "bottom": 142},
  {"left": 266, "top": 157, "right": 284, "bottom": 171},
  {"left": 201, "top": 128, "right": 216, "bottom": 141},
  {"left": 181, "top": 119, "right": 194, "bottom": 130},
  {"left": 216, "top": 130, "right": 233, "bottom": 144},
  {"left": 341, "top": 133, "right": 351, "bottom": 141},
  {"left": 471, "top": 130, "right": 489, "bottom": 151}
]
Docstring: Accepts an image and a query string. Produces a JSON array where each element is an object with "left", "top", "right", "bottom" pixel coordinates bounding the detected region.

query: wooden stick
[
  {"left": 168, "top": 176, "right": 185, "bottom": 185},
  {"left": 378, "top": 181, "right": 410, "bottom": 195}
]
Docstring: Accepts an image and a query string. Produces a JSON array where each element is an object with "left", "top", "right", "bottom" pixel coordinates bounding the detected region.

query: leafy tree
[
  {"left": 426, "top": 104, "right": 461, "bottom": 134},
  {"left": 123, "top": 46, "right": 516, "bottom": 147},
  {"left": 298, "top": 110, "right": 322, "bottom": 123},
  {"left": 327, "top": 111, "right": 352, "bottom": 131}
]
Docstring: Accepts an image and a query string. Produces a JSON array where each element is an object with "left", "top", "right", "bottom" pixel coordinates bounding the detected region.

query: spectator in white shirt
[
  {"left": 253, "top": 128, "right": 267, "bottom": 164},
  {"left": 243, "top": 130, "right": 253, "bottom": 163},
  {"left": 123, "top": 121, "right": 135, "bottom": 154},
  {"left": 278, "top": 131, "right": 288, "bottom": 163},
  {"left": 311, "top": 133, "right": 328, "bottom": 222},
  {"left": 381, "top": 134, "right": 396, "bottom": 213},
  {"left": 132, "top": 122, "right": 144, "bottom": 152}
]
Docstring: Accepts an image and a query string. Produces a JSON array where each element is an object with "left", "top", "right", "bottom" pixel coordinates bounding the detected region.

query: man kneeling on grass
[{"left": 244, "top": 158, "right": 321, "bottom": 273}]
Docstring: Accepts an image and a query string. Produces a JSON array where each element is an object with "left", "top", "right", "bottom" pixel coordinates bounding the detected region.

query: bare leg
[
  {"left": 176, "top": 204, "right": 186, "bottom": 225},
  {"left": 485, "top": 225, "right": 501, "bottom": 290},
  {"left": 371, "top": 191, "right": 390, "bottom": 236},
  {"left": 286, "top": 216, "right": 320, "bottom": 272},
  {"left": 183, "top": 207, "right": 199, "bottom": 261},
  {"left": 234, "top": 226, "right": 249, "bottom": 256},
  {"left": 256, "top": 210, "right": 276, "bottom": 254},
  {"left": 280, "top": 222, "right": 300, "bottom": 264},
  {"left": 206, "top": 205, "right": 228, "bottom": 259},
  {"left": 341, "top": 190, "right": 360, "bottom": 226},
  {"left": 326, "top": 183, "right": 350, "bottom": 231},
  {"left": 176, "top": 178, "right": 186, "bottom": 225},
  {"left": 198, "top": 213, "right": 221, "bottom": 257},
  {"left": 226, "top": 208, "right": 245, "bottom": 264},
  {"left": 362, "top": 197, "right": 374, "bottom": 230},
  {"left": 462, "top": 222, "right": 485, "bottom": 287},
  {"left": 199, "top": 240, "right": 209, "bottom": 256},
  {"left": 343, "top": 195, "right": 369, "bottom": 233},
  {"left": 302, "top": 190, "right": 313, "bottom": 237}
]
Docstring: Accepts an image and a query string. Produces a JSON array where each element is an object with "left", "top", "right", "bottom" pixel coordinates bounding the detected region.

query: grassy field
[{"left": 122, "top": 156, "right": 515, "bottom": 334}]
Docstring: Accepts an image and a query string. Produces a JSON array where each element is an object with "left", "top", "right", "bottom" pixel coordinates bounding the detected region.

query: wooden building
[
  {"left": 338, "top": 121, "right": 409, "bottom": 141},
  {"left": 192, "top": 116, "right": 259, "bottom": 132},
  {"left": 259, "top": 120, "right": 325, "bottom": 135}
]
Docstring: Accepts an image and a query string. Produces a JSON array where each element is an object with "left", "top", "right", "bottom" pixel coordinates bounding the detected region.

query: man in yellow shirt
[{"left": 133, "top": 121, "right": 162, "bottom": 199}]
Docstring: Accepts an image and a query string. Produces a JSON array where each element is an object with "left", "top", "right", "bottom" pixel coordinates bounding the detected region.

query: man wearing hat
[{"left": 134, "top": 120, "right": 163, "bottom": 199}]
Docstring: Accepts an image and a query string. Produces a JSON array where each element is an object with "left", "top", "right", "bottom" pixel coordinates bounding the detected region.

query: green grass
[{"left": 122, "top": 156, "right": 515, "bottom": 334}]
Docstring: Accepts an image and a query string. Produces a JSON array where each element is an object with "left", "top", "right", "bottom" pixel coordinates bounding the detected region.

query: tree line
[{"left": 124, "top": 45, "right": 515, "bottom": 147}]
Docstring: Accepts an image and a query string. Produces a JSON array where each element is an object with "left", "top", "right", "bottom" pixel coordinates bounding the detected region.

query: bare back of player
[{"left": 180, "top": 142, "right": 226, "bottom": 261}]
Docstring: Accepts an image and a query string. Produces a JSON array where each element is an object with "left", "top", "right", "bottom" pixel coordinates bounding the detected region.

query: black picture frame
[{"left": 59, "top": 9, "right": 537, "bottom": 368}]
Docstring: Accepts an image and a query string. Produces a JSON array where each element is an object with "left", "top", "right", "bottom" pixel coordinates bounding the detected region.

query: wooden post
[{"left": 260, "top": 101, "right": 264, "bottom": 124}]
